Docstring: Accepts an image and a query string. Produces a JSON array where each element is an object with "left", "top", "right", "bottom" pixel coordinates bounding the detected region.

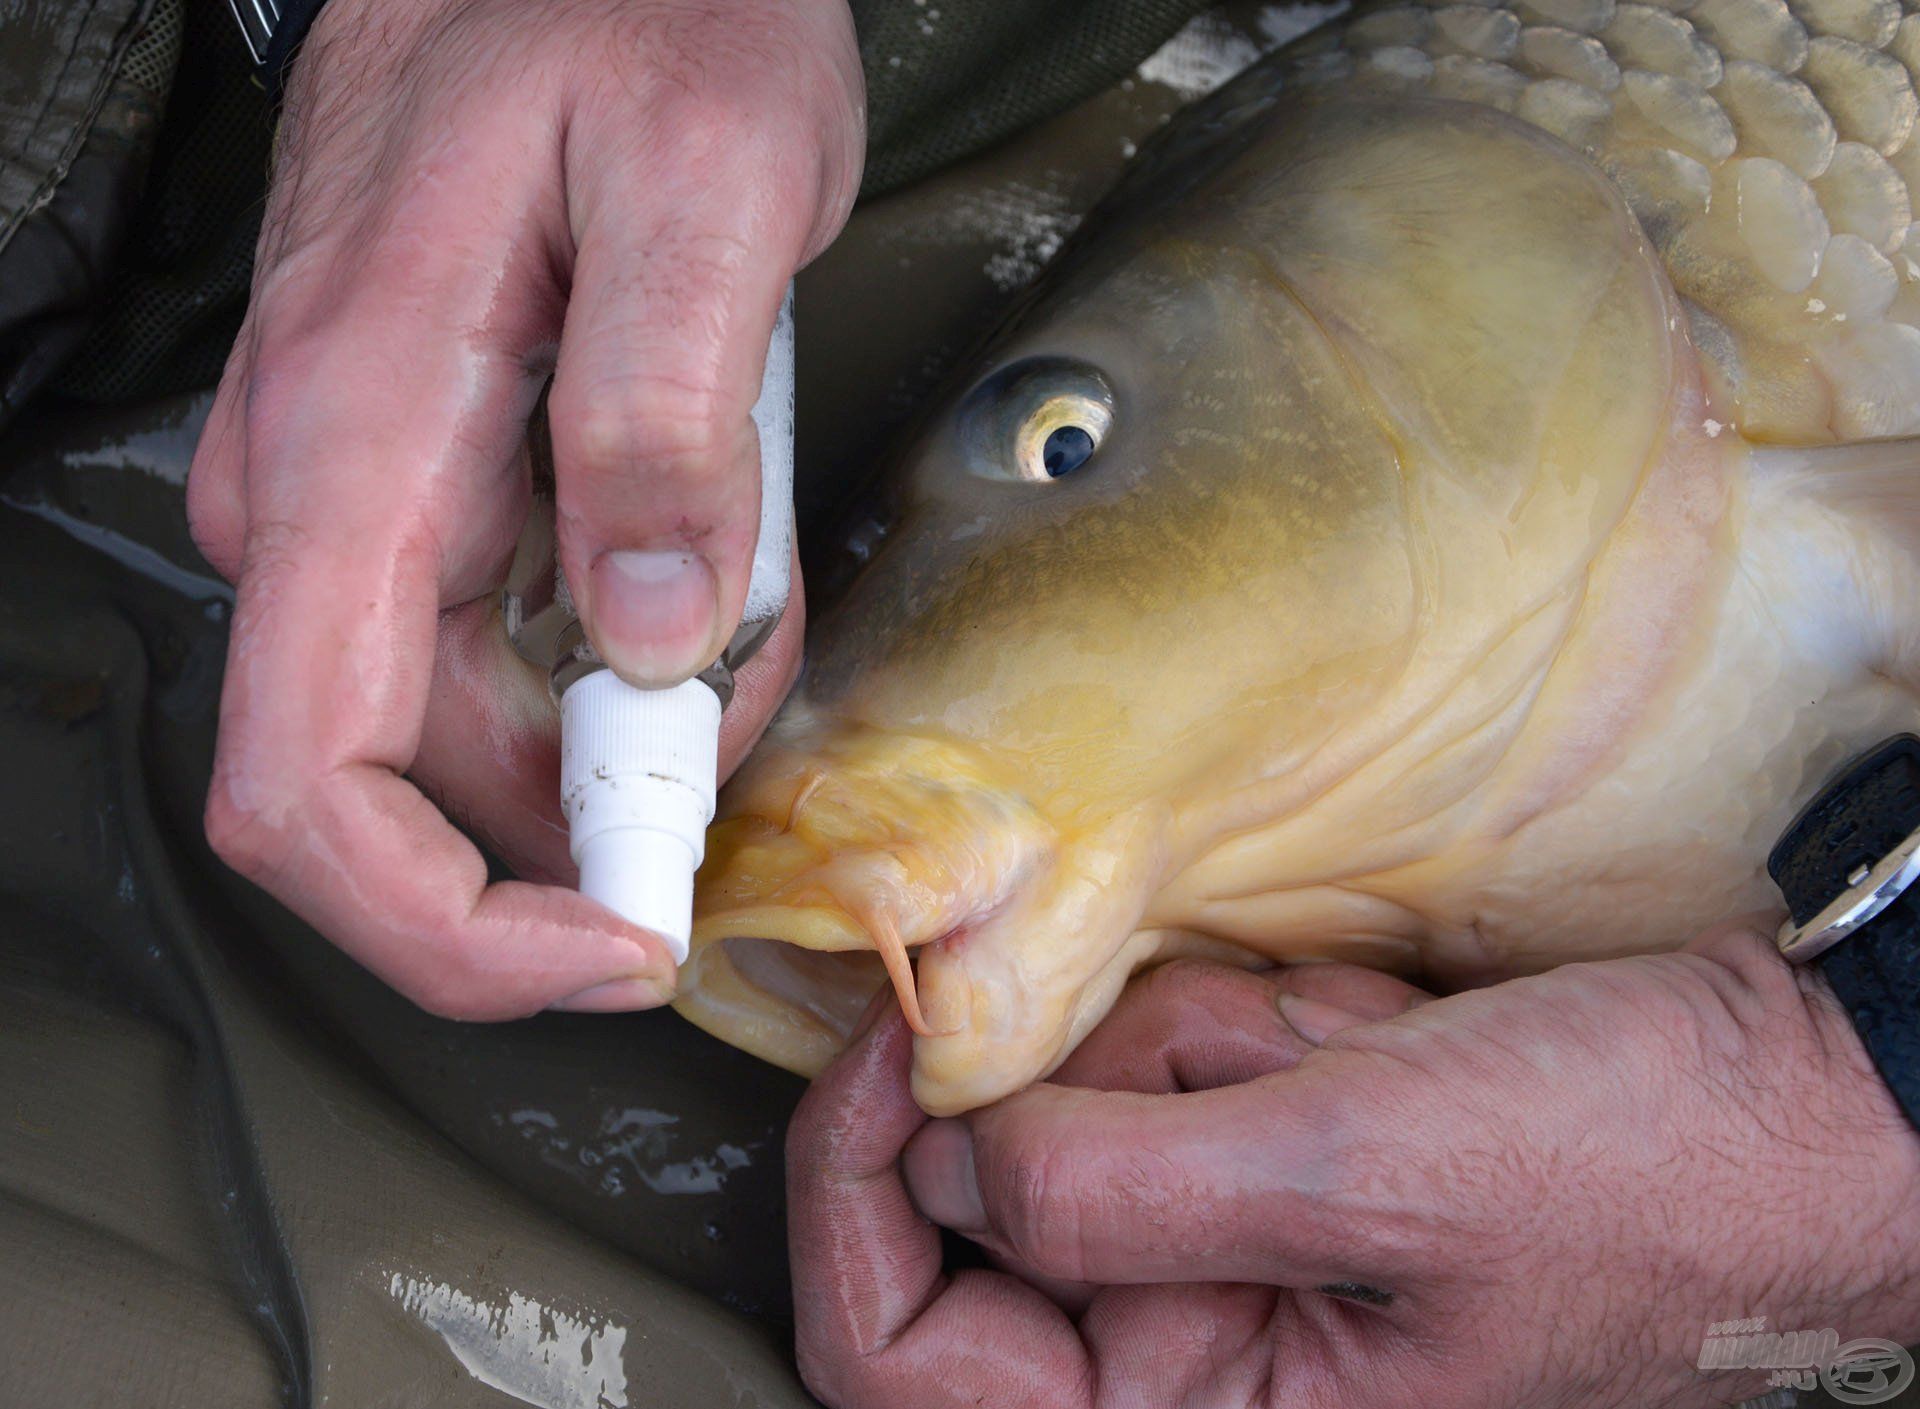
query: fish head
[{"left": 680, "top": 94, "right": 1732, "bottom": 1114}]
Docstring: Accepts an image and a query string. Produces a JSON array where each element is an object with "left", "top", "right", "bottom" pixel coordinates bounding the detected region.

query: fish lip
[
  {"left": 691, "top": 846, "right": 1040, "bottom": 1040},
  {"left": 676, "top": 882, "right": 1029, "bottom": 1073},
  {"left": 681, "top": 723, "right": 1056, "bottom": 1063},
  {"left": 684, "top": 787, "right": 1172, "bottom": 1113}
]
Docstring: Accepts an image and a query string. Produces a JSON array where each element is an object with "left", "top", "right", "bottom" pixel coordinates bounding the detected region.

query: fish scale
[{"left": 1274, "top": 0, "right": 1920, "bottom": 441}]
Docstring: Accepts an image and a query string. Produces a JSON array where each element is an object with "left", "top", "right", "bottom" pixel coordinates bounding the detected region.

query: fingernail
[
  {"left": 1277, "top": 991, "right": 1362, "bottom": 1046},
  {"left": 588, "top": 549, "right": 721, "bottom": 684},
  {"left": 550, "top": 976, "right": 670, "bottom": 1012},
  {"left": 902, "top": 1119, "right": 987, "bottom": 1235}
]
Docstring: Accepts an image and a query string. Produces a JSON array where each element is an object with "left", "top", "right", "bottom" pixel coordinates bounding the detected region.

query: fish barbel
[{"left": 678, "top": 0, "right": 1920, "bottom": 1114}]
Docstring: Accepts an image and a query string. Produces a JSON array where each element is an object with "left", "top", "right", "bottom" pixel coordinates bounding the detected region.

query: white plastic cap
[{"left": 559, "top": 672, "right": 722, "bottom": 962}]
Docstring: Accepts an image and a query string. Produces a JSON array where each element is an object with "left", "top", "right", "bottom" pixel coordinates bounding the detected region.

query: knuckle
[
  {"left": 985, "top": 1119, "right": 1088, "bottom": 1279},
  {"left": 553, "top": 373, "right": 739, "bottom": 475},
  {"left": 1268, "top": 1080, "right": 1397, "bottom": 1259},
  {"left": 234, "top": 343, "right": 321, "bottom": 450},
  {"left": 243, "top": 274, "right": 339, "bottom": 361},
  {"left": 583, "top": 10, "right": 849, "bottom": 217},
  {"left": 202, "top": 767, "right": 296, "bottom": 882},
  {"left": 243, "top": 277, "right": 426, "bottom": 408},
  {"left": 185, "top": 471, "right": 244, "bottom": 577},
  {"left": 657, "top": 83, "right": 784, "bottom": 169},
  {"left": 622, "top": 8, "right": 807, "bottom": 134},
  {"left": 186, "top": 358, "right": 253, "bottom": 577},
  {"left": 792, "top": 1341, "right": 852, "bottom": 1408},
  {"left": 794, "top": 1343, "right": 901, "bottom": 1409}
]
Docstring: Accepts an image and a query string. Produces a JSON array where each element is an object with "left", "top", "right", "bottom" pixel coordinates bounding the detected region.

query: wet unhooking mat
[{"left": 3, "top": 0, "right": 1904, "bottom": 1402}]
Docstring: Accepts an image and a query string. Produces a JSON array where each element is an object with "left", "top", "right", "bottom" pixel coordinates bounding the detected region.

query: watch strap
[
  {"left": 225, "top": 0, "right": 330, "bottom": 86},
  {"left": 1768, "top": 735, "right": 1920, "bottom": 1131}
]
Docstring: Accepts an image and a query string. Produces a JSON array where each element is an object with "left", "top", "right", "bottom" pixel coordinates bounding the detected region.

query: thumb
[{"left": 546, "top": 139, "right": 805, "bottom": 686}]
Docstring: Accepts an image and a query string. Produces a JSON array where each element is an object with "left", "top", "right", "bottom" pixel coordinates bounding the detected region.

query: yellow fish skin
[{"left": 677, "top": 5, "right": 1920, "bottom": 1115}]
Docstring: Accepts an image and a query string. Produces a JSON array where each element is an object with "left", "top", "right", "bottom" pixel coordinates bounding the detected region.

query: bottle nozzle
[{"left": 559, "top": 672, "right": 721, "bottom": 962}]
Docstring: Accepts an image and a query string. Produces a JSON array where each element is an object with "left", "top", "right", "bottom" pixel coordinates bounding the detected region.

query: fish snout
[{"left": 676, "top": 727, "right": 1055, "bottom": 1073}]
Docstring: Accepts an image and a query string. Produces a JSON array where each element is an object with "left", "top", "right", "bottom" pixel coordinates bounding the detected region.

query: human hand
[
  {"left": 186, "top": 0, "right": 861, "bottom": 1016},
  {"left": 788, "top": 936, "right": 1920, "bottom": 1407}
]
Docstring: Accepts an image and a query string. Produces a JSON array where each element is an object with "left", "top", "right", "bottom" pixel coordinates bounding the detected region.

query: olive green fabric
[
  {"left": 0, "top": 0, "right": 179, "bottom": 418},
  {"left": 39, "top": 0, "right": 1210, "bottom": 409},
  {"left": 0, "top": 394, "right": 814, "bottom": 1404},
  {"left": 46, "top": 0, "right": 271, "bottom": 406}
]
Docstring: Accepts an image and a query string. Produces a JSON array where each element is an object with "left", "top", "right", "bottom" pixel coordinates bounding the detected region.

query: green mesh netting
[
  {"left": 121, "top": 0, "right": 185, "bottom": 101},
  {"left": 49, "top": 0, "right": 270, "bottom": 403}
]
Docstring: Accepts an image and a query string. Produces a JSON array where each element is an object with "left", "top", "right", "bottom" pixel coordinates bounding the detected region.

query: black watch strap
[
  {"left": 1768, "top": 734, "right": 1920, "bottom": 1131},
  {"left": 226, "top": 0, "right": 330, "bottom": 84}
]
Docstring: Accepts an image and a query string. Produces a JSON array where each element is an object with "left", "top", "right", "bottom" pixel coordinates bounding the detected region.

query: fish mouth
[{"left": 676, "top": 724, "right": 1057, "bottom": 1078}]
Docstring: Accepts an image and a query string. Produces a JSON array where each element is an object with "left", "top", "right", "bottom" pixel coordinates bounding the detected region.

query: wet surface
[
  {"left": 1, "top": 393, "right": 811, "bottom": 1321},
  {"left": 0, "top": 493, "right": 817, "bottom": 1404},
  {"left": 0, "top": 7, "right": 1328, "bottom": 1402}
]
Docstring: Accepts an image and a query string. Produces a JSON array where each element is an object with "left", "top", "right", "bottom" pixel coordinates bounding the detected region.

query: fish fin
[
  {"left": 1751, "top": 437, "right": 1920, "bottom": 689},
  {"left": 1752, "top": 438, "right": 1920, "bottom": 548}
]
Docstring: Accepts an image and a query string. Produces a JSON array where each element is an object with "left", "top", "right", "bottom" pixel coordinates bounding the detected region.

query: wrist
[{"left": 1777, "top": 965, "right": 1920, "bottom": 1345}]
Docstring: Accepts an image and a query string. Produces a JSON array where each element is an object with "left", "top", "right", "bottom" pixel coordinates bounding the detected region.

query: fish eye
[
  {"left": 958, "top": 358, "right": 1115, "bottom": 484},
  {"left": 1014, "top": 396, "right": 1109, "bottom": 481},
  {"left": 1042, "top": 424, "right": 1095, "bottom": 477}
]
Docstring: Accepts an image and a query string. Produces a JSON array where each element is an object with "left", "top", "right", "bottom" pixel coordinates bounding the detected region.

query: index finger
[
  {"left": 207, "top": 507, "right": 674, "bottom": 1018},
  {"left": 903, "top": 1065, "right": 1420, "bottom": 1292},
  {"left": 786, "top": 1009, "right": 1091, "bottom": 1409},
  {"left": 546, "top": 60, "right": 854, "bottom": 689}
]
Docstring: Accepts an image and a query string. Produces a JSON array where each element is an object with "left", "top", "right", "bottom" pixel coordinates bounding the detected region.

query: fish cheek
[
  {"left": 819, "top": 277, "right": 1421, "bottom": 791},
  {"left": 815, "top": 480, "right": 1408, "bottom": 811}
]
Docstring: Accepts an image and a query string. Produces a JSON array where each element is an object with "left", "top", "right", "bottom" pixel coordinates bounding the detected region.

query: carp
[{"left": 678, "top": 0, "right": 1920, "bottom": 1114}]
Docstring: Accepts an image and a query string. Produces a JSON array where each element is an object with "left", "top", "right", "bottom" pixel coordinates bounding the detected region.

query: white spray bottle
[{"left": 505, "top": 288, "right": 795, "bottom": 961}]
